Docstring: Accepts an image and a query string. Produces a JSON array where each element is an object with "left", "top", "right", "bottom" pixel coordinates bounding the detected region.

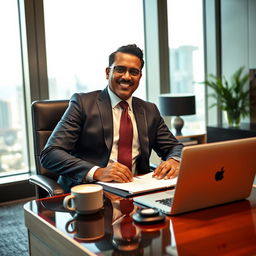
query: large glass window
[
  {"left": 167, "top": 0, "right": 205, "bottom": 130},
  {"left": 43, "top": 0, "right": 145, "bottom": 100},
  {"left": 0, "top": 1, "right": 28, "bottom": 177}
]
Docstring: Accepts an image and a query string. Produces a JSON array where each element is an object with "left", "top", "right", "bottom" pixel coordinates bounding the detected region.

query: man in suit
[{"left": 40, "top": 44, "right": 183, "bottom": 192}]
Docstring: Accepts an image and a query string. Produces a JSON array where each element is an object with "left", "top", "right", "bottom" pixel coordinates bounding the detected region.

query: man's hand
[
  {"left": 93, "top": 162, "right": 133, "bottom": 183},
  {"left": 153, "top": 158, "right": 180, "bottom": 180}
]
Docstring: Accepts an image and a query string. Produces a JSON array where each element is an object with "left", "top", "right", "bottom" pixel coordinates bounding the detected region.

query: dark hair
[{"left": 109, "top": 44, "right": 144, "bottom": 69}]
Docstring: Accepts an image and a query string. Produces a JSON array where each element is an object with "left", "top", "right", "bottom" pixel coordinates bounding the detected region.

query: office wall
[
  {"left": 248, "top": 0, "right": 256, "bottom": 68},
  {"left": 221, "top": 0, "right": 256, "bottom": 123},
  {"left": 222, "top": 0, "right": 256, "bottom": 76},
  {"left": 205, "top": 0, "right": 256, "bottom": 125}
]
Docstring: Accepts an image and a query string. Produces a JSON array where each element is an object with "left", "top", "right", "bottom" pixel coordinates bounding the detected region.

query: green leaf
[{"left": 200, "top": 66, "right": 250, "bottom": 124}]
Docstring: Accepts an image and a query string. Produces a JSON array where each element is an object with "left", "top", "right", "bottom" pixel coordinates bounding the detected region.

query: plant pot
[{"left": 226, "top": 110, "right": 241, "bottom": 127}]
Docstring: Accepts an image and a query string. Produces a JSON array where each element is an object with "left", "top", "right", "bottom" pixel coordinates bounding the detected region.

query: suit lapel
[
  {"left": 97, "top": 88, "right": 113, "bottom": 152},
  {"left": 133, "top": 98, "right": 149, "bottom": 158}
]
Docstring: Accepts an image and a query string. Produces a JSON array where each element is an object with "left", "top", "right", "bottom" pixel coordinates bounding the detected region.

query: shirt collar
[{"left": 107, "top": 86, "right": 133, "bottom": 111}]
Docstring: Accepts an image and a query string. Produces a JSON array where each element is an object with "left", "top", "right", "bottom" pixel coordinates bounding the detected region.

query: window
[
  {"left": 43, "top": 0, "right": 145, "bottom": 100},
  {"left": 167, "top": 0, "right": 205, "bottom": 130},
  {"left": 0, "top": 1, "right": 28, "bottom": 177}
]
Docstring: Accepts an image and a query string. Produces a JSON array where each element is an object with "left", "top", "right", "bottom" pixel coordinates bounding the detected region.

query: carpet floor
[{"left": 0, "top": 201, "right": 29, "bottom": 256}]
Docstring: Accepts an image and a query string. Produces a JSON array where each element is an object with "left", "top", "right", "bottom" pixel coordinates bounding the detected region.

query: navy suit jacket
[{"left": 40, "top": 88, "right": 183, "bottom": 192}]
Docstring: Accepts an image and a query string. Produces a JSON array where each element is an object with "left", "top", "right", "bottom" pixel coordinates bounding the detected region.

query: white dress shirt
[{"left": 86, "top": 87, "right": 140, "bottom": 181}]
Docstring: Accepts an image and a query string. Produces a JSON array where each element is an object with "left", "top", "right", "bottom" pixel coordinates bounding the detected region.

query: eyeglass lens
[{"left": 113, "top": 66, "right": 140, "bottom": 76}]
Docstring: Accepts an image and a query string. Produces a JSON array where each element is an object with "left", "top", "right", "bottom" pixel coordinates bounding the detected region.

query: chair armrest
[{"left": 29, "top": 174, "right": 64, "bottom": 197}]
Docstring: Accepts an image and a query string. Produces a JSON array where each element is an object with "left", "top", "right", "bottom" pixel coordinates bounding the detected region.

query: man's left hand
[{"left": 152, "top": 158, "right": 180, "bottom": 179}]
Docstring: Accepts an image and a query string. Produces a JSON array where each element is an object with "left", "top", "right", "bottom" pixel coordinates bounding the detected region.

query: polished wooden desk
[
  {"left": 24, "top": 188, "right": 256, "bottom": 256},
  {"left": 173, "top": 129, "right": 207, "bottom": 145}
]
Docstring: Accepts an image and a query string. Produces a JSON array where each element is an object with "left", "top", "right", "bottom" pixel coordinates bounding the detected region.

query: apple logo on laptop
[{"left": 215, "top": 167, "right": 224, "bottom": 181}]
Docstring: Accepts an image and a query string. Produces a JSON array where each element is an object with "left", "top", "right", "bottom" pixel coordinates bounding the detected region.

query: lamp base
[{"left": 173, "top": 116, "right": 184, "bottom": 136}]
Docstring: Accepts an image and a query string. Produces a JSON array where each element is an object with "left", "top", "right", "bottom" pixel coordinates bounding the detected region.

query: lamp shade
[{"left": 159, "top": 94, "right": 196, "bottom": 116}]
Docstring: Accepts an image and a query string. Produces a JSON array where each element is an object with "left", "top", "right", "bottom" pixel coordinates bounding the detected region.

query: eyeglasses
[{"left": 113, "top": 66, "right": 141, "bottom": 76}]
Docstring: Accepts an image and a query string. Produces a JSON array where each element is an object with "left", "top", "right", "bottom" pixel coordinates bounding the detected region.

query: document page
[{"left": 98, "top": 172, "right": 177, "bottom": 194}]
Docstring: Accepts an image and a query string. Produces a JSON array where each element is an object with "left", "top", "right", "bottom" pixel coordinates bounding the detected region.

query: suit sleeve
[
  {"left": 152, "top": 104, "right": 184, "bottom": 161},
  {"left": 40, "top": 93, "right": 94, "bottom": 184}
]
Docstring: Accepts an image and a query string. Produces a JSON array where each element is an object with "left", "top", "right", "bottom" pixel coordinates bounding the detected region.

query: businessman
[{"left": 40, "top": 44, "right": 183, "bottom": 192}]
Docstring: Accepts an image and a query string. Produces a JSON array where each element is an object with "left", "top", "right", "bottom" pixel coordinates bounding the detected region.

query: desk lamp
[{"left": 159, "top": 94, "right": 196, "bottom": 136}]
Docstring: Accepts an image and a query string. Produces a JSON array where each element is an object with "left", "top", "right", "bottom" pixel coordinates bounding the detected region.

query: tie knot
[{"left": 119, "top": 101, "right": 129, "bottom": 110}]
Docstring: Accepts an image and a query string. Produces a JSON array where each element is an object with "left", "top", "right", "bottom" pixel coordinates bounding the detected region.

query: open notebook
[
  {"left": 134, "top": 137, "right": 256, "bottom": 215},
  {"left": 98, "top": 172, "right": 177, "bottom": 197}
]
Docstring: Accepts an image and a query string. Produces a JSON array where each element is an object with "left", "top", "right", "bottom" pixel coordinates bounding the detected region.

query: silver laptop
[{"left": 133, "top": 137, "right": 256, "bottom": 215}]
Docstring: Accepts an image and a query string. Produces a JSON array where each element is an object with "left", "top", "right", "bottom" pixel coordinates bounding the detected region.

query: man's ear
[{"left": 105, "top": 67, "right": 110, "bottom": 79}]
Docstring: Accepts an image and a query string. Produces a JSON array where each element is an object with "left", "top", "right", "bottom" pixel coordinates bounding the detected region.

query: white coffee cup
[{"left": 63, "top": 184, "right": 103, "bottom": 214}]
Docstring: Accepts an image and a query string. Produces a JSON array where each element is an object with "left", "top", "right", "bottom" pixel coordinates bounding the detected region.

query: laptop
[{"left": 133, "top": 137, "right": 256, "bottom": 215}]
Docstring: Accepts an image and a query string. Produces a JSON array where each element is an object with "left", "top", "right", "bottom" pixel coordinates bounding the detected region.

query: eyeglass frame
[{"left": 112, "top": 65, "right": 141, "bottom": 77}]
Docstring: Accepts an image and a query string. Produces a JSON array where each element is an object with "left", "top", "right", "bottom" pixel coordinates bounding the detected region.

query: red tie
[{"left": 117, "top": 101, "right": 133, "bottom": 171}]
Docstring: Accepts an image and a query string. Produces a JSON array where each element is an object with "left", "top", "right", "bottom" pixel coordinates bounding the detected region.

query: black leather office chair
[{"left": 29, "top": 100, "right": 69, "bottom": 198}]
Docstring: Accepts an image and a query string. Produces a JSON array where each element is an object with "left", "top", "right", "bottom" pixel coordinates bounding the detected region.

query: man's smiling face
[{"left": 106, "top": 52, "right": 142, "bottom": 100}]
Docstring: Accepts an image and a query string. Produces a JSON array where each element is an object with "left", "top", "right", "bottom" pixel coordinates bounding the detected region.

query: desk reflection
[
  {"left": 25, "top": 190, "right": 256, "bottom": 256},
  {"left": 28, "top": 193, "right": 168, "bottom": 255},
  {"left": 65, "top": 211, "right": 105, "bottom": 241},
  {"left": 169, "top": 199, "right": 256, "bottom": 255}
]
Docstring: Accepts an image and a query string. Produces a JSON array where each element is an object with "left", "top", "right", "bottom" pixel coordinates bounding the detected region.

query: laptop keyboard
[{"left": 156, "top": 197, "right": 173, "bottom": 207}]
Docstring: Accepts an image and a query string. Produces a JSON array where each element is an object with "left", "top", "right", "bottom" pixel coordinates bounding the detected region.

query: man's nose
[{"left": 122, "top": 70, "right": 131, "bottom": 80}]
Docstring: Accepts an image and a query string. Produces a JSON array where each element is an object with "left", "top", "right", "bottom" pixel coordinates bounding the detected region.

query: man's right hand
[{"left": 93, "top": 162, "right": 133, "bottom": 183}]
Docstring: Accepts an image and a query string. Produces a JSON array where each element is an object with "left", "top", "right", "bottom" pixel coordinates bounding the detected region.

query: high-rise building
[
  {"left": 0, "top": 99, "right": 11, "bottom": 130},
  {"left": 170, "top": 45, "right": 197, "bottom": 93}
]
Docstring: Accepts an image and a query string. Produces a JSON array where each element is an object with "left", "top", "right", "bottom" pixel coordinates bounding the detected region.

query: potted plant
[{"left": 202, "top": 66, "right": 250, "bottom": 127}]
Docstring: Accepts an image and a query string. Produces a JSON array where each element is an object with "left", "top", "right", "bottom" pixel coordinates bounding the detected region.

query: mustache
[{"left": 117, "top": 79, "right": 133, "bottom": 85}]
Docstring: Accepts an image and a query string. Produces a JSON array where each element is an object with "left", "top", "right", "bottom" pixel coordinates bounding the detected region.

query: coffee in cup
[{"left": 63, "top": 184, "right": 103, "bottom": 214}]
